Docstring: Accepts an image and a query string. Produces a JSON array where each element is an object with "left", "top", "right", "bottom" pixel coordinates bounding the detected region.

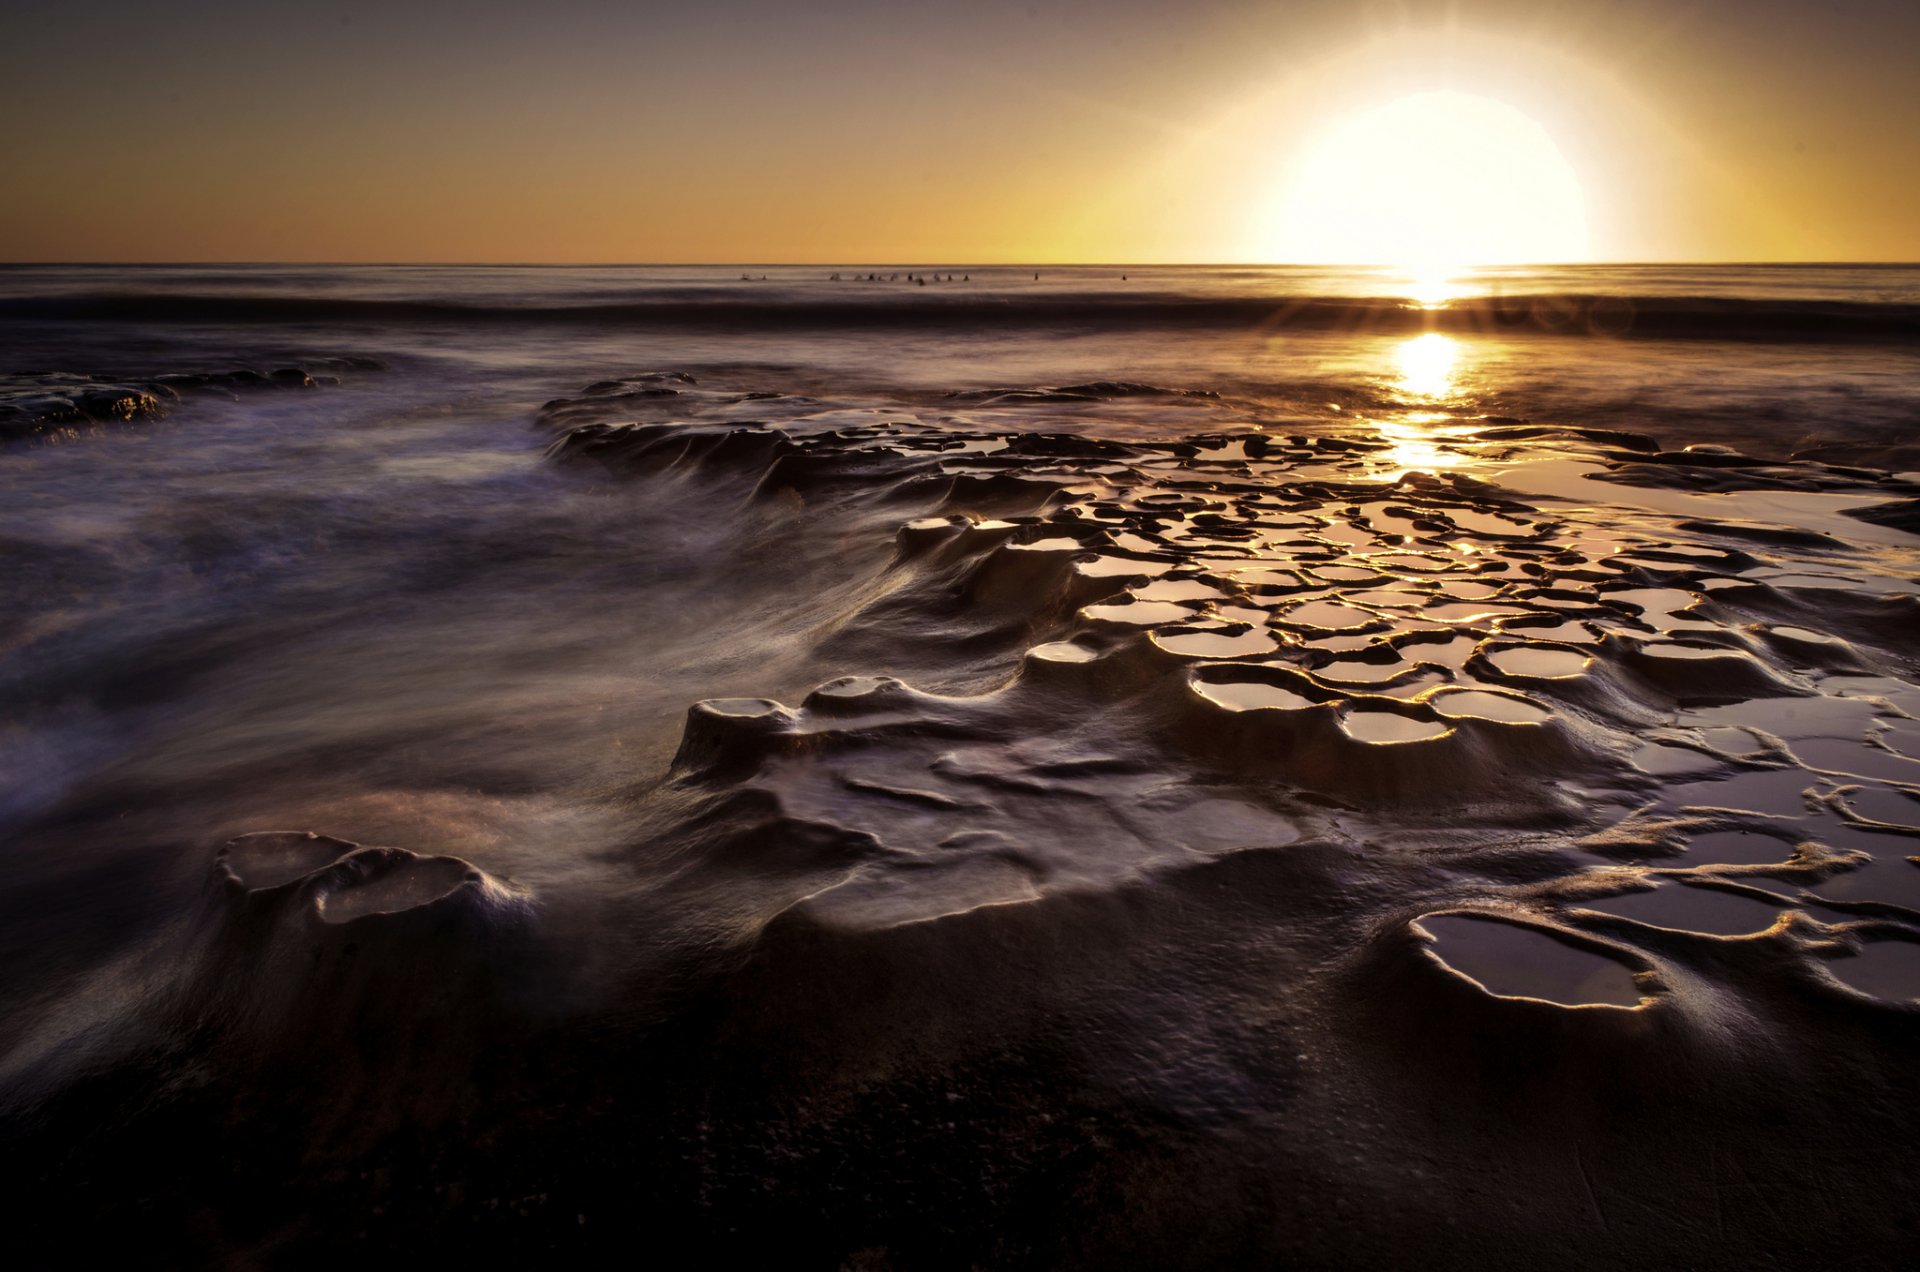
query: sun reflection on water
[
  {"left": 1377, "top": 332, "right": 1472, "bottom": 476},
  {"left": 1377, "top": 414, "right": 1469, "bottom": 476},
  {"left": 1394, "top": 332, "right": 1461, "bottom": 400}
]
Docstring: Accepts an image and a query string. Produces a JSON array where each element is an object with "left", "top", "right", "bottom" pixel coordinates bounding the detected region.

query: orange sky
[{"left": 3, "top": 1, "right": 1915, "bottom": 263}]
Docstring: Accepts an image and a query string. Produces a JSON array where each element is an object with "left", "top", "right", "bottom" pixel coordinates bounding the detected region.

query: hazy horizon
[{"left": 8, "top": 258, "right": 1920, "bottom": 268}]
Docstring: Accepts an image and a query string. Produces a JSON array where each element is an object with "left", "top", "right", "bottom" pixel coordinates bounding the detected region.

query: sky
[{"left": 2, "top": 0, "right": 1915, "bottom": 263}]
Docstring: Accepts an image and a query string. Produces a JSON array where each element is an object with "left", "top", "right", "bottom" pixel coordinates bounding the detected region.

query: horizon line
[{"left": 3, "top": 260, "right": 1918, "bottom": 270}]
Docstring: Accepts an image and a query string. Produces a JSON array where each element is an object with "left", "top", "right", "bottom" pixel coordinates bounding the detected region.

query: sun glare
[
  {"left": 1393, "top": 332, "right": 1460, "bottom": 399},
  {"left": 1271, "top": 91, "right": 1590, "bottom": 274},
  {"left": 1376, "top": 416, "right": 1466, "bottom": 477},
  {"left": 1378, "top": 334, "right": 1467, "bottom": 474}
]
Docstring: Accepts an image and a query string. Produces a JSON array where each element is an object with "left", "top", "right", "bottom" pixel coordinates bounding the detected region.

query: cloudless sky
[{"left": 2, "top": 0, "right": 1915, "bottom": 262}]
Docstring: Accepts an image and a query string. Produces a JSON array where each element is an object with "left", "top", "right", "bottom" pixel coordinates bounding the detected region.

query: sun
[{"left": 1266, "top": 91, "right": 1591, "bottom": 272}]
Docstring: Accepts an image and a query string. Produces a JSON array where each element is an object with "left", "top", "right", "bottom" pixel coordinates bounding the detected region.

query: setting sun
[{"left": 1270, "top": 91, "right": 1591, "bottom": 270}]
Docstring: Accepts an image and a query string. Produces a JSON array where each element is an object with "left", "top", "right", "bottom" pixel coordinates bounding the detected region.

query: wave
[{"left": 5, "top": 290, "right": 1919, "bottom": 340}]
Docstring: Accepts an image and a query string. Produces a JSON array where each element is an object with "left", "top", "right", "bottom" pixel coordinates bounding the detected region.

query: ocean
[{"left": 3, "top": 263, "right": 1918, "bottom": 1266}]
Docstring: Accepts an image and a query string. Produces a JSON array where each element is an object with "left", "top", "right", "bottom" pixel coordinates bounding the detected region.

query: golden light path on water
[
  {"left": 1376, "top": 329, "right": 1470, "bottom": 477},
  {"left": 1393, "top": 332, "right": 1459, "bottom": 399}
]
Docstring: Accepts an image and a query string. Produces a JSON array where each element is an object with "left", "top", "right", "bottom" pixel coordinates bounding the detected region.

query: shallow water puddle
[
  {"left": 1280, "top": 600, "right": 1376, "bottom": 631},
  {"left": 1445, "top": 509, "right": 1535, "bottom": 537},
  {"left": 1687, "top": 693, "right": 1890, "bottom": 739},
  {"left": 1343, "top": 587, "right": 1429, "bottom": 609},
  {"left": 1192, "top": 679, "right": 1315, "bottom": 712},
  {"left": 1369, "top": 671, "right": 1449, "bottom": 700},
  {"left": 220, "top": 831, "right": 356, "bottom": 890},
  {"left": 1303, "top": 564, "right": 1378, "bottom": 584},
  {"left": 1666, "top": 770, "right": 1818, "bottom": 817},
  {"left": 1840, "top": 786, "right": 1920, "bottom": 829},
  {"left": 1228, "top": 566, "right": 1307, "bottom": 589},
  {"left": 1826, "top": 940, "right": 1920, "bottom": 1002},
  {"left": 1131, "top": 577, "right": 1227, "bottom": 603},
  {"left": 1340, "top": 710, "right": 1448, "bottom": 743},
  {"left": 1604, "top": 587, "right": 1702, "bottom": 630},
  {"left": 701, "top": 697, "right": 787, "bottom": 718},
  {"left": 1580, "top": 881, "right": 1788, "bottom": 935},
  {"left": 1421, "top": 601, "right": 1530, "bottom": 622},
  {"left": 314, "top": 855, "right": 476, "bottom": 924},
  {"left": 1312, "top": 524, "right": 1375, "bottom": 550},
  {"left": 1685, "top": 828, "right": 1801, "bottom": 864},
  {"left": 1431, "top": 689, "right": 1551, "bottom": 724},
  {"left": 1076, "top": 554, "right": 1170, "bottom": 578},
  {"left": 1358, "top": 501, "right": 1426, "bottom": 537},
  {"left": 1418, "top": 914, "right": 1643, "bottom": 1007},
  {"left": 1641, "top": 642, "right": 1747, "bottom": 661},
  {"left": 1082, "top": 599, "right": 1200, "bottom": 625},
  {"left": 1315, "top": 658, "right": 1411, "bottom": 685},
  {"left": 1697, "top": 726, "right": 1769, "bottom": 757},
  {"left": 1029, "top": 640, "right": 1100, "bottom": 664},
  {"left": 1399, "top": 634, "right": 1479, "bottom": 667},
  {"left": 1633, "top": 744, "right": 1723, "bottom": 776},
  {"left": 1370, "top": 552, "right": 1455, "bottom": 573},
  {"left": 1771, "top": 625, "right": 1842, "bottom": 645},
  {"left": 1153, "top": 628, "right": 1279, "bottom": 658},
  {"left": 1303, "top": 633, "right": 1378, "bottom": 652},
  {"left": 1880, "top": 718, "right": 1920, "bottom": 760},
  {"left": 1790, "top": 738, "right": 1920, "bottom": 785},
  {"left": 1800, "top": 825, "right": 1920, "bottom": 911},
  {"left": 1487, "top": 646, "right": 1589, "bottom": 678}
]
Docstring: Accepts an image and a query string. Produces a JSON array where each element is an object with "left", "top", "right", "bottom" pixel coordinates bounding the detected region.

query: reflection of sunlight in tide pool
[
  {"left": 1377, "top": 411, "right": 1469, "bottom": 477},
  {"left": 1394, "top": 333, "right": 1460, "bottom": 400}
]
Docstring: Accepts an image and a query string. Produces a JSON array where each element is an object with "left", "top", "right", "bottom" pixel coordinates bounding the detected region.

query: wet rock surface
[{"left": 0, "top": 358, "right": 380, "bottom": 441}]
